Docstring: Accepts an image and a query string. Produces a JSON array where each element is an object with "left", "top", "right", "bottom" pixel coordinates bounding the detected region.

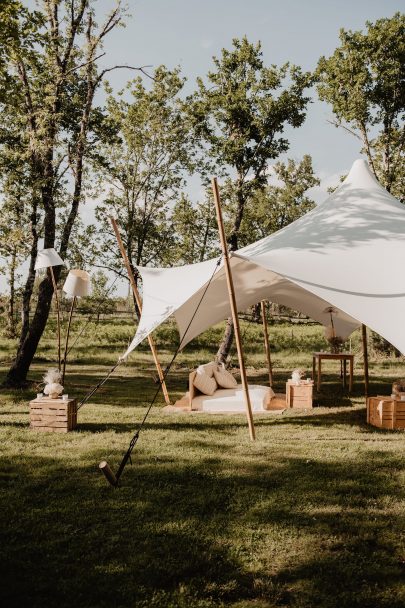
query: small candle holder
[{"left": 62, "top": 394, "right": 69, "bottom": 401}]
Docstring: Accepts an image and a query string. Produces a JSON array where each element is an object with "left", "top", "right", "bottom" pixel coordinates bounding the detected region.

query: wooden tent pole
[
  {"left": 49, "top": 266, "right": 61, "bottom": 371},
  {"left": 61, "top": 296, "right": 76, "bottom": 386},
  {"left": 362, "top": 324, "right": 369, "bottom": 398},
  {"left": 261, "top": 300, "right": 273, "bottom": 387},
  {"left": 110, "top": 217, "right": 171, "bottom": 405},
  {"left": 211, "top": 178, "right": 255, "bottom": 441}
]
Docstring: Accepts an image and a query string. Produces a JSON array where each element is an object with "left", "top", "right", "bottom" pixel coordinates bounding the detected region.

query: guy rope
[{"left": 76, "top": 256, "right": 222, "bottom": 486}]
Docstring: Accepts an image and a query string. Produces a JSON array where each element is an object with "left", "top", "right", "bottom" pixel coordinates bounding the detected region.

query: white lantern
[
  {"left": 34, "top": 248, "right": 65, "bottom": 270},
  {"left": 63, "top": 269, "right": 91, "bottom": 298}
]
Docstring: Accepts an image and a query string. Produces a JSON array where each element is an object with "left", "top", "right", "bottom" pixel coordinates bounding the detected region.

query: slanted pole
[
  {"left": 211, "top": 178, "right": 255, "bottom": 441},
  {"left": 110, "top": 217, "right": 171, "bottom": 405},
  {"left": 49, "top": 266, "right": 61, "bottom": 371},
  {"left": 362, "top": 324, "right": 369, "bottom": 398},
  {"left": 261, "top": 300, "right": 273, "bottom": 387},
  {"left": 61, "top": 295, "right": 76, "bottom": 385}
]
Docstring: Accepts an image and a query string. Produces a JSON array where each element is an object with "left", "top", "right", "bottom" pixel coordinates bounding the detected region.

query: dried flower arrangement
[
  {"left": 291, "top": 368, "right": 305, "bottom": 384},
  {"left": 43, "top": 368, "right": 64, "bottom": 399}
]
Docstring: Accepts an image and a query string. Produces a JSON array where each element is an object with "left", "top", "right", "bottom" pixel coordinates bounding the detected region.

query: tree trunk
[
  {"left": 5, "top": 270, "right": 55, "bottom": 386},
  {"left": 6, "top": 248, "right": 17, "bottom": 338},
  {"left": 216, "top": 317, "right": 235, "bottom": 365},
  {"left": 20, "top": 193, "right": 39, "bottom": 344}
]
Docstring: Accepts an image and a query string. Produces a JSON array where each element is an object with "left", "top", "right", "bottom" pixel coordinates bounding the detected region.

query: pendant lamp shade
[
  {"left": 63, "top": 269, "right": 91, "bottom": 297},
  {"left": 35, "top": 248, "right": 65, "bottom": 270}
]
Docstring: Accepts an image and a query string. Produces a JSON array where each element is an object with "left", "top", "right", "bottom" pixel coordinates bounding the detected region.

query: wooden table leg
[
  {"left": 349, "top": 357, "right": 353, "bottom": 393},
  {"left": 317, "top": 357, "right": 321, "bottom": 392},
  {"left": 343, "top": 359, "right": 347, "bottom": 388},
  {"left": 312, "top": 356, "right": 316, "bottom": 382}
]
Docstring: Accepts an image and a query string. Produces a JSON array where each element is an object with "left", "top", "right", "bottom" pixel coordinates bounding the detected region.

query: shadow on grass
[{"left": 0, "top": 445, "right": 404, "bottom": 608}]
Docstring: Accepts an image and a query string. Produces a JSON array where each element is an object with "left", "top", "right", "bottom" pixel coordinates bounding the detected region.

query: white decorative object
[
  {"left": 43, "top": 368, "right": 64, "bottom": 399},
  {"left": 34, "top": 248, "right": 64, "bottom": 270},
  {"left": 291, "top": 368, "right": 304, "bottom": 385},
  {"left": 36, "top": 393, "right": 43, "bottom": 400},
  {"left": 62, "top": 394, "right": 69, "bottom": 401},
  {"left": 63, "top": 269, "right": 91, "bottom": 297}
]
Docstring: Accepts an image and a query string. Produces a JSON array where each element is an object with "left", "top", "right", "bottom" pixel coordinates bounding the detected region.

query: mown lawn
[{"left": 0, "top": 320, "right": 404, "bottom": 608}]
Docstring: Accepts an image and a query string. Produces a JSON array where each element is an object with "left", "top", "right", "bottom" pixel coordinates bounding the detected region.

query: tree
[
  {"left": 170, "top": 192, "right": 219, "bottom": 264},
  {"left": 0, "top": 0, "right": 135, "bottom": 386},
  {"left": 78, "top": 271, "right": 116, "bottom": 322},
  {"left": 188, "top": 37, "right": 313, "bottom": 362},
  {"left": 317, "top": 13, "right": 405, "bottom": 201},
  {"left": 235, "top": 155, "right": 319, "bottom": 247},
  {"left": 0, "top": 186, "right": 32, "bottom": 338},
  {"left": 87, "top": 66, "right": 195, "bottom": 284}
]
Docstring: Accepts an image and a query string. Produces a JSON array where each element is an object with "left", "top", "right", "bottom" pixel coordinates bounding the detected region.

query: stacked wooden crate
[
  {"left": 367, "top": 396, "right": 405, "bottom": 430},
  {"left": 286, "top": 380, "right": 313, "bottom": 409},
  {"left": 29, "top": 397, "right": 77, "bottom": 433}
]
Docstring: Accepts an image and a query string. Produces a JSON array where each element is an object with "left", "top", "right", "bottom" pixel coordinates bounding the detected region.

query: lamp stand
[
  {"left": 49, "top": 266, "right": 61, "bottom": 371},
  {"left": 62, "top": 296, "right": 76, "bottom": 385}
]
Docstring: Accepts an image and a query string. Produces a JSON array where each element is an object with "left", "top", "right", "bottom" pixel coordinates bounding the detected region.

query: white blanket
[{"left": 192, "top": 384, "right": 274, "bottom": 413}]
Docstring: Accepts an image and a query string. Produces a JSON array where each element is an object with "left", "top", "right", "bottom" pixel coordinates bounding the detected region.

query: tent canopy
[{"left": 122, "top": 160, "right": 405, "bottom": 359}]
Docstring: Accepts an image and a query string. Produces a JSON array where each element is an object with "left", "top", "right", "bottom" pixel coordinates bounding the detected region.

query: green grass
[{"left": 0, "top": 320, "right": 404, "bottom": 608}]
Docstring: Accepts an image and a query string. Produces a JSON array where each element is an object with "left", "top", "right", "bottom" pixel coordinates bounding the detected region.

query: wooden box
[
  {"left": 29, "top": 397, "right": 77, "bottom": 433},
  {"left": 286, "top": 380, "right": 313, "bottom": 409},
  {"left": 367, "top": 396, "right": 405, "bottom": 430}
]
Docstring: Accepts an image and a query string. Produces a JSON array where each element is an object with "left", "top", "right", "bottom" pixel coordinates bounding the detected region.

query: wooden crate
[
  {"left": 367, "top": 396, "right": 405, "bottom": 430},
  {"left": 286, "top": 380, "right": 313, "bottom": 409},
  {"left": 29, "top": 397, "right": 77, "bottom": 433}
]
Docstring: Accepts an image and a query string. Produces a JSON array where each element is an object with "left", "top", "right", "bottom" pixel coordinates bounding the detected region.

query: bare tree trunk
[
  {"left": 20, "top": 192, "right": 39, "bottom": 344},
  {"left": 216, "top": 317, "right": 235, "bottom": 365},
  {"left": 6, "top": 248, "right": 17, "bottom": 338}
]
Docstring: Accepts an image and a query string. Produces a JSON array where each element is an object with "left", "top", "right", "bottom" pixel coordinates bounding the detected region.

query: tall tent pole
[
  {"left": 110, "top": 217, "right": 171, "bottom": 406},
  {"left": 211, "top": 178, "right": 256, "bottom": 441},
  {"left": 362, "top": 324, "right": 369, "bottom": 398},
  {"left": 49, "top": 266, "right": 61, "bottom": 371},
  {"left": 261, "top": 300, "right": 273, "bottom": 387}
]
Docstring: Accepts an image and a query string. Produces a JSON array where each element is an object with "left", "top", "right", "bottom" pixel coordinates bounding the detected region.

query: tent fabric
[{"left": 122, "top": 160, "right": 405, "bottom": 359}]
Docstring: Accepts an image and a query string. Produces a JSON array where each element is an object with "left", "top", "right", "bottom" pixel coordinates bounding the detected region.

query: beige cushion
[
  {"left": 193, "top": 372, "right": 217, "bottom": 396},
  {"left": 213, "top": 368, "right": 237, "bottom": 389},
  {"left": 196, "top": 362, "right": 218, "bottom": 378}
]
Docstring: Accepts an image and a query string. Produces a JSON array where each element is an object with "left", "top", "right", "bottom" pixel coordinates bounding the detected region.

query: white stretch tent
[{"left": 121, "top": 160, "right": 405, "bottom": 359}]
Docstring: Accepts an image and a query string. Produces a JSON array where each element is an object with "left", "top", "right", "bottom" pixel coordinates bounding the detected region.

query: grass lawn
[{"left": 0, "top": 320, "right": 404, "bottom": 608}]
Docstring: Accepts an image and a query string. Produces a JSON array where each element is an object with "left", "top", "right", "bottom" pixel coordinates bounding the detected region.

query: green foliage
[
  {"left": 187, "top": 37, "right": 314, "bottom": 250},
  {"left": 89, "top": 65, "right": 195, "bottom": 271},
  {"left": 232, "top": 155, "right": 319, "bottom": 247},
  {"left": 78, "top": 271, "right": 117, "bottom": 321},
  {"left": 317, "top": 13, "right": 405, "bottom": 201},
  {"left": 170, "top": 192, "right": 219, "bottom": 264}
]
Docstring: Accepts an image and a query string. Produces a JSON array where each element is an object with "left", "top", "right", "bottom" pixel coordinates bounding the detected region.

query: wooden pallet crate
[
  {"left": 286, "top": 380, "right": 313, "bottom": 409},
  {"left": 367, "top": 396, "right": 405, "bottom": 430},
  {"left": 29, "top": 397, "right": 77, "bottom": 433}
]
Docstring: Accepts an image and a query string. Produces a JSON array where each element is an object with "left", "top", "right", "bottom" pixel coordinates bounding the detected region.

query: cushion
[
  {"left": 193, "top": 372, "right": 217, "bottom": 396},
  {"left": 213, "top": 368, "right": 237, "bottom": 389},
  {"left": 196, "top": 361, "right": 218, "bottom": 378}
]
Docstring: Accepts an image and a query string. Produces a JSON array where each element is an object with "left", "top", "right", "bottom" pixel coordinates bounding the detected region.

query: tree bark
[
  {"left": 6, "top": 248, "right": 17, "bottom": 338},
  {"left": 216, "top": 317, "right": 235, "bottom": 365}
]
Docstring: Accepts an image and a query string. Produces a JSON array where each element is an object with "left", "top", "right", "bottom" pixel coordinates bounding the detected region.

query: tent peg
[{"left": 99, "top": 461, "right": 118, "bottom": 487}]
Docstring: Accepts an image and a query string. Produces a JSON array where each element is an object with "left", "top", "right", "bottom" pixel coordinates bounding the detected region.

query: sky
[{"left": 2, "top": 0, "right": 403, "bottom": 295}]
